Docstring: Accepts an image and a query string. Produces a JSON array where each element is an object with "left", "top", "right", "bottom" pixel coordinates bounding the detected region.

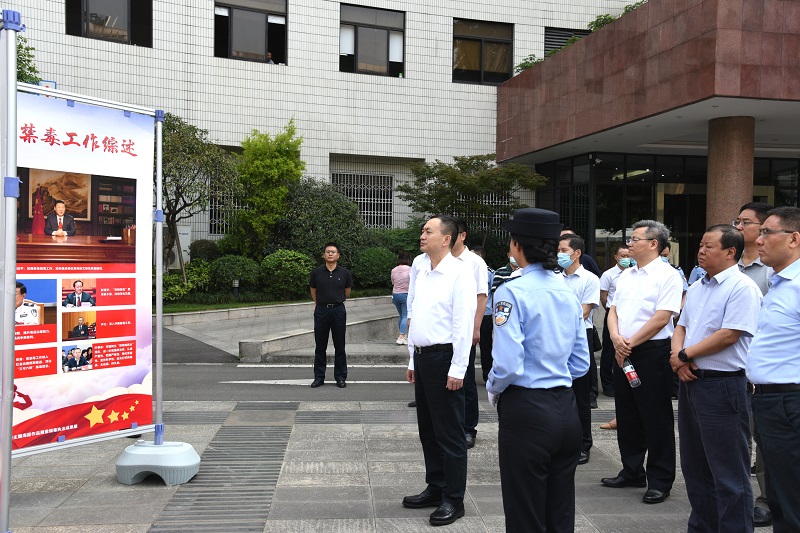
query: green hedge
[
  {"left": 261, "top": 249, "right": 315, "bottom": 300},
  {"left": 351, "top": 247, "right": 396, "bottom": 289},
  {"left": 209, "top": 255, "right": 261, "bottom": 291}
]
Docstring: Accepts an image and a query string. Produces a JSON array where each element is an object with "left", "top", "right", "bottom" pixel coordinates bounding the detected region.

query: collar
[
  {"left": 521, "top": 263, "right": 545, "bottom": 275},
  {"left": 632, "top": 256, "right": 663, "bottom": 275},
  {"left": 430, "top": 252, "right": 457, "bottom": 274},
  {"left": 738, "top": 256, "right": 765, "bottom": 268},
  {"left": 702, "top": 264, "right": 739, "bottom": 285},
  {"left": 772, "top": 257, "right": 800, "bottom": 283},
  {"left": 563, "top": 264, "right": 586, "bottom": 278}
]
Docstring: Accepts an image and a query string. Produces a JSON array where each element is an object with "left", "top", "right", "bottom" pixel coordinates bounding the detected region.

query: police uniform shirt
[
  {"left": 488, "top": 264, "right": 590, "bottom": 394},
  {"left": 309, "top": 264, "right": 352, "bottom": 305},
  {"left": 747, "top": 257, "right": 800, "bottom": 385},
  {"left": 678, "top": 265, "right": 761, "bottom": 371},
  {"left": 612, "top": 258, "right": 683, "bottom": 340},
  {"left": 600, "top": 265, "right": 625, "bottom": 309},
  {"left": 738, "top": 256, "right": 772, "bottom": 296},
  {"left": 15, "top": 302, "right": 39, "bottom": 325},
  {"left": 563, "top": 264, "right": 600, "bottom": 329},
  {"left": 406, "top": 252, "right": 477, "bottom": 379}
]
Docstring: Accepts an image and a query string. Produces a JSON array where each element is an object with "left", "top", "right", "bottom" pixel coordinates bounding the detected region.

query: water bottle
[{"left": 622, "top": 357, "right": 641, "bottom": 388}]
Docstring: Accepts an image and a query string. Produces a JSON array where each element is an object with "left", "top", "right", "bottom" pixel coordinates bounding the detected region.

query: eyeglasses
[
  {"left": 732, "top": 220, "right": 758, "bottom": 228},
  {"left": 626, "top": 237, "right": 655, "bottom": 245},
  {"left": 758, "top": 228, "right": 796, "bottom": 237}
]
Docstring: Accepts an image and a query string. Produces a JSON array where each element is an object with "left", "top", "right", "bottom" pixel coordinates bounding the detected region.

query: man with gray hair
[{"left": 601, "top": 220, "right": 684, "bottom": 504}]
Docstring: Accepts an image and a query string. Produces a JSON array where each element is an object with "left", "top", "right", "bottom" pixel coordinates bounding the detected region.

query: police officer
[
  {"left": 15, "top": 282, "right": 39, "bottom": 325},
  {"left": 487, "top": 208, "right": 589, "bottom": 533}
]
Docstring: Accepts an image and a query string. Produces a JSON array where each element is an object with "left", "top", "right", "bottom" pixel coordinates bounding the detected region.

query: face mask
[
  {"left": 619, "top": 258, "right": 632, "bottom": 268},
  {"left": 630, "top": 259, "right": 637, "bottom": 267},
  {"left": 557, "top": 253, "right": 574, "bottom": 270},
  {"left": 509, "top": 256, "right": 518, "bottom": 267},
  {"left": 661, "top": 256, "right": 670, "bottom": 264}
]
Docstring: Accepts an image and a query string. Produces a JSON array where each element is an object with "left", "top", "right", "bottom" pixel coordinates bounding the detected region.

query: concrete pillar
[{"left": 706, "top": 116, "right": 755, "bottom": 227}]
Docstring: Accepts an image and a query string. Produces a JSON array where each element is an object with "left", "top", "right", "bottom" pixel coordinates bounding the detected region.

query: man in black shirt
[{"left": 309, "top": 242, "right": 353, "bottom": 388}]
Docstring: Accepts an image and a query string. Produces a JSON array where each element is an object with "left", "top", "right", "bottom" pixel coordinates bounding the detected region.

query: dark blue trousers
[
  {"left": 679, "top": 375, "right": 753, "bottom": 532},
  {"left": 753, "top": 391, "right": 800, "bottom": 532},
  {"left": 498, "top": 386, "right": 581, "bottom": 533},
  {"left": 414, "top": 347, "right": 467, "bottom": 505},
  {"left": 313, "top": 304, "right": 347, "bottom": 381}
]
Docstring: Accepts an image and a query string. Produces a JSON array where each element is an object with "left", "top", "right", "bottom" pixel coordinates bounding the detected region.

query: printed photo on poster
[
  {"left": 62, "top": 311, "right": 97, "bottom": 341},
  {"left": 62, "top": 278, "right": 97, "bottom": 308},
  {"left": 61, "top": 344, "right": 93, "bottom": 373}
]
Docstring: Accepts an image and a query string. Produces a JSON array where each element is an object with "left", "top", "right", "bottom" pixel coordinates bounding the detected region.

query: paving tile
[
  {"left": 262, "top": 519, "right": 375, "bottom": 532},
  {"left": 470, "top": 498, "right": 505, "bottom": 516},
  {"left": 9, "top": 491, "right": 71, "bottom": 508},
  {"left": 223, "top": 410, "right": 295, "bottom": 426},
  {"left": 277, "top": 473, "right": 370, "bottom": 486},
  {"left": 375, "top": 517, "right": 488, "bottom": 531},
  {"left": 36, "top": 504, "right": 166, "bottom": 527},
  {"left": 268, "top": 500, "right": 372, "bottom": 519},
  {"left": 22, "top": 526, "right": 150, "bottom": 533},
  {"left": 273, "top": 486, "right": 370, "bottom": 501},
  {"left": 9, "top": 506, "right": 55, "bottom": 528},
  {"left": 299, "top": 402, "right": 362, "bottom": 411},
  {"left": 367, "top": 460, "right": 426, "bottom": 473},
  {"left": 281, "top": 461, "right": 368, "bottom": 474},
  {"left": 284, "top": 449, "right": 367, "bottom": 461}
]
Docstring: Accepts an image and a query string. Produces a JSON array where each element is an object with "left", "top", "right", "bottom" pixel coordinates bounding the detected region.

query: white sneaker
[
  {"left": 396, "top": 335, "right": 405, "bottom": 345},
  {"left": 401, "top": 336, "right": 408, "bottom": 345}
]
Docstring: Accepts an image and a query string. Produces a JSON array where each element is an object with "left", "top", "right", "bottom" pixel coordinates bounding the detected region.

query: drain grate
[
  {"left": 149, "top": 426, "right": 290, "bottom": 532},
  {"left": 235, "top": 401, "right": 300, "bottom": 411},
  {"left": 294, "top": 411, "right": 363, "bottom": 424},
  {"left": 162, "top": 411, "right": 230, "bottom": 425}
]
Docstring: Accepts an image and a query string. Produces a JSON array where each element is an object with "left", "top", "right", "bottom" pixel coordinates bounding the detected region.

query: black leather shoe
[
  {"left": 310, "top": 379, "right": 324, "bottom": 388},
  {"left": 603, "top": 390, "right": 615, "bottom": 397},
  {"left": 601, "top": 475, "right": 647, "bottom": 488},
  {"left": 578, "top": 450, "right": 590, "bottom": 465},
  {"left": 590, "top": 400, "right": 599, "bottom": 409},
  {"left": 402, "top": 487, "right": 442, "bottom": 509},
  {"left": 408, "top": 400, "right": 417, "bottom": 408},
  {"left": 754, "top": 506, "right": 773, "bottom": 527},
  {"left": 336, "top": 380, "right": 346, "bottom": 388},
  {"left": 429, "top": 502, "right": 465, "bottom": 526},
  {"left": 642, "top": 489, "right": 670, "bottom": 504},
  {"left": 465, "top": 434, "right": 476, "bottom": 449}
]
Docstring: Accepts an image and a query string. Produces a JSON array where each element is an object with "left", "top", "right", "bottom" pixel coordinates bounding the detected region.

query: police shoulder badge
[{"left": 494, "top": 301, "right": 512, "bottom": 327}]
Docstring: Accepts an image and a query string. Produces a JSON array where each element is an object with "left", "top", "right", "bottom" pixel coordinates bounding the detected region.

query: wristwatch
[{"left": 678, "top": 349, "right": 693, "bottom": 363}]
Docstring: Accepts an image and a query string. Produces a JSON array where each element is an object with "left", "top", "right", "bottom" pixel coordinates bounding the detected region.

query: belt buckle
[
  {"left": 326, "top": 303, "right": 335, "bottom": 308},
  {"left": 414, "top": 346, "right": 422, "bottom": 355}
]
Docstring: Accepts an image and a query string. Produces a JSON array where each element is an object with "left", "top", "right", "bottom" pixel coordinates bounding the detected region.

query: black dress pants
[
  {"left": 414, "top": 347, "right": 467, "bottom": 504},
  {"left": 599, "top": 312, "right": 615, "bottom": 395},
  {"left": 479, "top": 314, "right": 493, "bottom": 382},
  {"left": 464, "top": 344, "right": 479, "bottom": 438},
  {"left": 571, "top": 329, "right": 593, "bottom": 452},
  {"left": 498, "top": 385, "right": 581, "bottom": 533},
  {"left": 612, "top": 339, "right": 676, "bottom": 491},
  {"left": 313, "top": 304, "right": 347, "bottom": 381}
]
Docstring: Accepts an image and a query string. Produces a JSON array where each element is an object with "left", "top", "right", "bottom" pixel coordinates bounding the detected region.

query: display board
[{"left": 12, "top": 90, "right": 154, "bottom": 453}]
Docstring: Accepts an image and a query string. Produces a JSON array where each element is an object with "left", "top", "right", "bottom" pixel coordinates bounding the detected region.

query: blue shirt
[
  {"left": 747, "top": 257, "right": 800, "bottom": 384},
  {"left": 688, "top": 265, "right": 706, "bottom": 285},
  {"left": 678, "top": 265, "right": 761, "bottom": 371},
  {"left": 487, "top": 263, "right": 589, "bottom": 394},
  {"left": 484, "top": 269, "right": 494, "bottom": 315}
]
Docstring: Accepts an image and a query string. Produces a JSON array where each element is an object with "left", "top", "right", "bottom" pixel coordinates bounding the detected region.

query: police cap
[{"left": 501, "top": 208, "right": 562, "bottom": 239}]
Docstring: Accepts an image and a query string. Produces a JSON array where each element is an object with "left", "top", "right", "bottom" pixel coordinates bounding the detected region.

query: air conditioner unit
[{"left": 166, "top": 226, "right": 192, "bottom": 269}]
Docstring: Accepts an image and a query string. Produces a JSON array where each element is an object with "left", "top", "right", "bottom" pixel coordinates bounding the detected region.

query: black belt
[
  {"left": 691, "top": 369, "right": 745, "bottom": 379},
  {"left": 318, "top": 302, "right": 343, "bottom": 308},
  {"left": 414, "top": 343, "right": 453, "bottom": 355},
  {"left": 752, "top": 383, "right": 800, "bottom": 395},
  {"left": 636, "top": 338, "right": 670, "bottom": 349}
]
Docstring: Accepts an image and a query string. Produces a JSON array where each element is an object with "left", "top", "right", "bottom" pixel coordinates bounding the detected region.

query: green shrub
[
  {"left": 210, "top": 255, "right": 261, "bottom": 291},
  {"left": 261, "top": 249, "right": 314, "bottom": 300},
  {"left": 351, "top": 247, "right": 396, "bottom": 289},
  {"left": 189, "top": 239, "right": 220, "bottom": 262},
  {"left": 163, "top": 273, "right": 192, "bottom": 302},
  {"left": 185, "top": 259, "right": 212, "bottom": 292}
]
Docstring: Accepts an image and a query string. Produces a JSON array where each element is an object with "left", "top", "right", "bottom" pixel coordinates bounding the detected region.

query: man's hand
[
  {"left": 612, "top": 334, "right": 632, "bottom": 365},
  {"left": 675, "top": 361, "right": 697, "bottom": 382},
  {"left": 446, "top": 377, "right": 463, "bottom": 390},
  {"left": 488, "top": 391, "right": 499, "bottom": 406},
  {"left": 472, "top": 328, "right": 480, "bottom": 346},
  {"left": 669, "top": 350, "right": 683, "bottom": 373},
  {"left": 406, "top": 369, "right": 414, "bottom": 384}
]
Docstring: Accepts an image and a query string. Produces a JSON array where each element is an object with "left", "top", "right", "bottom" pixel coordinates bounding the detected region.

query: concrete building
[
  {"left": 498, "top": 0, "right": 800, "bottom": 272},
  {"left": 10, "top": 0, "right": 631, "bottom": 250}
]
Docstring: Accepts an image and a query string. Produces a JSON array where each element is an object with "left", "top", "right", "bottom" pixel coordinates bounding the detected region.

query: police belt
[
  {"left": 690, "top": 369, "right": 745, "bottom": 379},
  {"left": 414, "top": 343, "right": 453, "bottom": 355},
  {"left": 751, "top": 383, "right": 800, "bottom": 395}
]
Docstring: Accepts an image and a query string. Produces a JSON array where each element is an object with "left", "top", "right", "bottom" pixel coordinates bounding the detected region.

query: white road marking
[{"left": 220, "top": 379, "right": 409, "bottom": 385}]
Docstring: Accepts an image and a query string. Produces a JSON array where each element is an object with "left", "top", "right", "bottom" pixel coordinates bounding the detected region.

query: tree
[
  {"left": 17, "top": 36, "right": 41, "bottom": 84},
  {"left": 395, "top": 154, "right": 547, "bottom": 245},
  {"left": 269, "top": 178, "right": 367, "bottom": 266},
  {"left": 225, "top": 120, "right": 305, "bottom": 258},
  {"left": 160, "top": 113, "right": 239, "bottom": 280}
]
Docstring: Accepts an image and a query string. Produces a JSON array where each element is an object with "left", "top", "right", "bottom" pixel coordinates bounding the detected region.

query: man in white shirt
[
  {"left": 599, "top": 244, "right": 632, "bottom": 398},
  {"left": 601, "top": 220, "right": 683, "bottom": 505},
  {"left": 452, "top": 218, "right": 489, "bottom": 450},
  {"left": 402, "top": 215, "right": 476, "bottom": 527},
  {"left": 559, "top": 233, "right": 600, "bottom": 466}
]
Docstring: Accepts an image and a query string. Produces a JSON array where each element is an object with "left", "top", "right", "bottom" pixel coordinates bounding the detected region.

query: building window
[
  {"left": 453, "top": 19, "right": 513, "bottom": 85},
  {"left": 65, "top": 0, "right": 152, "bottom": 47},
  {"left": 214, "top": 0, "right": 287, "bottom": 64},
  {"left": 544, "top": 27, "right": 590, "bottom": 54},
  {"left": 340, "top": 5, "right": 404, "bottom": 77},
  {"left": 332, "top": 173, "right": 394, "bottom": 229}
]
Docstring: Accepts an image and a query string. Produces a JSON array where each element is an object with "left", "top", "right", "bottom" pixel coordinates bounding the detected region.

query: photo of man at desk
[
  {"left": 63, "top": 346, "right": 91, "bottom": 372},
  {"left": 62, "top": 311, "right": 97, "bottom": 341},
  {"left": 44, "top": 199, "right": 77, "bottom": 236},
  {"left": 73, "top": 317, "right": 88, "bottom": 337},
  {"left": 63, "top": 280, "right": 95, "bottom": 307}
]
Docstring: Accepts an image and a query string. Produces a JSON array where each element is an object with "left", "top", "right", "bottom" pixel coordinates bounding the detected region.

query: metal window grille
[
  {"left": 331, "top": 172, "right": 394, "bottom": 229},
  {"left": 544, "top": 27, "right": 590, "bottom": 53},
  {"left": 459, "top": 191, "right": 513, "bottom": 236},
  {"left": 208, "top": 181, "right": 246, "bottom": 236}
]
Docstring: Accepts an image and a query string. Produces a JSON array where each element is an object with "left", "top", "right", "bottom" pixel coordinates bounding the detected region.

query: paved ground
[{"left": 8, "top": 303, "right": 770, "bottom": 532}]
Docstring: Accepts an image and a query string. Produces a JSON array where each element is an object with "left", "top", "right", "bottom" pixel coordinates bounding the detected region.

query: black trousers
[
  {"left": 464, "top": 344, "right": 479, "bottom": 437},
  {"left": 599, "top": 312, "right": 615, "bottom": 395},
  {"left": 571, "top": 329, "right": 593, "bottom": 452},
  {"left": 479, "top": 314, "right": 493, "bottom": 382},
  {"left": 499, "top": 385, "right": 581, "bottom": 533},
  {"left": 612, "top": 339, "right": 675, "bottom": 491},
  {"left": 313, "top": 304, "right": 347, "bottom": 381},
  {"left": 414, "top": 347, "right": 467, "bottom": 504}
]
